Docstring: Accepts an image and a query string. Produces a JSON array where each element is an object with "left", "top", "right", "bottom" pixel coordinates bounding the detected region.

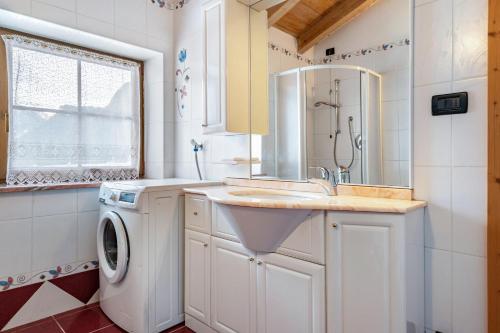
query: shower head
[{"left": 314, "top": 101, "right": 338, "bottom": 108}]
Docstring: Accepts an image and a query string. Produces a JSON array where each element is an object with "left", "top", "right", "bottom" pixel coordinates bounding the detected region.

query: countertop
[{"left": 184, "top": 186, "right": 427, "bottom": 214}]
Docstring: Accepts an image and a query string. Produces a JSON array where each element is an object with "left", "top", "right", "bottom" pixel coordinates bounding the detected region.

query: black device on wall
[
  {"left": 431, "top": 92, "right": 468, "bottom": 116},
  {"left": 326, "top": 47, "right": 335, "bottom": 56}
]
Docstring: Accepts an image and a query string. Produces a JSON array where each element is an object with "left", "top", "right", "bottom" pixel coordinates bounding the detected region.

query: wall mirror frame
[{"left": 247, "top": 0, "right": 414, "bottom": 189}]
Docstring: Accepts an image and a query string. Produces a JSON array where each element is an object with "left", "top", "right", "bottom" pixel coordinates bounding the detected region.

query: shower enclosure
[{"left": 256, "top": 64, "right": 383, "bottom": 186}]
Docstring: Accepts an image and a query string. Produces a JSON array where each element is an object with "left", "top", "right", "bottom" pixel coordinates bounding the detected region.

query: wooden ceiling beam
[
  {"left": 268, "top": 0, "right": 302, "bottom": 27},
  {"left": 297, "top": 0, "right": 378, "bottom": 53}
]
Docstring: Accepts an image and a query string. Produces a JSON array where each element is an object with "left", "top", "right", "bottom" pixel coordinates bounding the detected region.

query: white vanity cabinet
[
  {"left": 185, "top": 197, "right": 326, "bottom": 333},
  {"left": 326, "top": 210, "right": 424, "bottom": 333},
  {"left": 211, "top": 237, "right": 257, "bottom": 333},
  {"left": 185, "top": 229, "right": 211, "bottom": 326},
  {"left": 184, "top": 193, "right": 424, "bottom": 333},
  {"left": 209, "top": 238, "right": 325, "bottom": 333},
  {"left": 201, "top": 0, "right": 268, "bottom": 135},
  {"left": 256, "top": 253, "right": 325, "bottom": 333}
]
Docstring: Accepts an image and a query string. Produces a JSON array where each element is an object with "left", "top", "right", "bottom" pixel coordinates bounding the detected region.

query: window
[{"left": 0, "top": 33, "right": 143, "bottom": 185}]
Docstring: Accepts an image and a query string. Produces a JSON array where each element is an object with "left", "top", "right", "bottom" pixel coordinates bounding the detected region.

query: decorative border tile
[
  {"left": 0, "top": 260, "right": 98, "bottom": 292},
  {"left": 269, "top": 37, "right": 411, "bottom": 65}
]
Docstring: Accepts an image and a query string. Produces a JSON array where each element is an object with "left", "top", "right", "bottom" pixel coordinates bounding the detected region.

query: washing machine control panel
[{"left": 99, "top": 185, "right": 143, "bottom": 209}]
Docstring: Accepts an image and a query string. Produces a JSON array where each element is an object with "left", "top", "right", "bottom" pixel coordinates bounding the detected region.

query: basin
[
  {"left": 228, "top": 189, "right": 321, "bottom": 201},
  {"left": 218, "top": 189, "right": 319, "bottom": 252}
]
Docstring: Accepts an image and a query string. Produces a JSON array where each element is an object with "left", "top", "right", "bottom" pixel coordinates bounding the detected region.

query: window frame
[{"left": 0, "top": 27, "right": 145, "bottom": 184}]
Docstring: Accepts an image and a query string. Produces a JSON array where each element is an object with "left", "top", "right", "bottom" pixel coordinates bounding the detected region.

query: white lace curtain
[{"left": 2, "top": 34, "right": 141, "bottom": 185}]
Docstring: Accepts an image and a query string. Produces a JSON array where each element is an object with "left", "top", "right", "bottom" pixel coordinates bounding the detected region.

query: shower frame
[{"left": 268, "top": 64, "right": 383, "bottom": 185}]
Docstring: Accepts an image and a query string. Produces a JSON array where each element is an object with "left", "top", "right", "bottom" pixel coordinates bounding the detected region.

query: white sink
[
  {"left": 228, "top": 189, "right": 321, "bottom": 201},
  {"left": 217, "top": 189, "right": 319, "bottom": 252}
]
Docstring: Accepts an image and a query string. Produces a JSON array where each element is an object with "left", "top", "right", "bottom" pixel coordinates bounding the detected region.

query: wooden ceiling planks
[{"left": 267, "top": 0, "right": 378, "bottom": 53}]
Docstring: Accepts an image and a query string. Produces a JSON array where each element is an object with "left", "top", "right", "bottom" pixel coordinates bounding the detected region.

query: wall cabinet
[{"left": 201, "top": 0, "right": 268, "bottom": 135}]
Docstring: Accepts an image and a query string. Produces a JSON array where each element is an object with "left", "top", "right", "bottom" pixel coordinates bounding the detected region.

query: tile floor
[{"left": 2, "top": 303, "right": 194, "bottom": 333}]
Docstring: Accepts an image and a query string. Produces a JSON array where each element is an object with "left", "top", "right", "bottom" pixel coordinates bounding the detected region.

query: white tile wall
[
  {"left": 452, "top": 253, "right": 487, "bottom": 333},
  {"left": 32, "top": 214, "right": 78, "bottom": 271},
  {"left": 0, "top": 188, "right": 100, "bottom": 287},
  {"left": 414, "top": 0, "right": 453, "bottom": 86},
  {"left": 77, "top": 211, "right": 99, "bottom": 261},
  {"left": 36, "top": 0, "right": 75, "bottom": 11},
  {"left": 425, "top": 248, "right": 452, "bottom": 333},
  {"left": 414, "top": 82, "right": 453, "bottom": 166},
  {"left": 76, "top": 0, "right": 114, "bottom": 24},
  {"left": 31, "top": 1, "right": 77, "bottom": 28},
  {"left": 0, "top": 193, "right": 33, "bottom": 221},
  {"left": 414, "top": 0, "right": 488, "bottom": 331},
  {"left": 33, "top": 190, "right": 77, "bottom": 217},
  {"left": 453, "top": 0, "right": 488, "bottom": 81},
  {"left": 451, "top": 167, "right": 487, "bottom": 257},
  {"left": 0, "top": 218, "right": 32, "bottom": 277},
  {"left": 414, "top": 166, "right": 452, "bottom": 251},
  {"left": 76, "top": 14, "right": 114, "bottom": 39},
  {"left": 451, "top": 78, "right": 487, "bottom": 167}
]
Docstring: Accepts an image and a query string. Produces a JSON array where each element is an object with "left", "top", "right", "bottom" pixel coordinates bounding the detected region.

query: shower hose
[{"left": 333, "top": 116, "right": 356, "bottom": 171}]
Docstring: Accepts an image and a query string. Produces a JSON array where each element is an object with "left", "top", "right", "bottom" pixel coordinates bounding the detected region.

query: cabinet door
[
  {"left": 185, "top": 230, "right": 211, "bottom": 325},
  {"left": 256, "top": 253, "right": 325, "bottom": 333},
  {"left": 211, "top": 237, "right": 257, "bottom": 333},
  {"left": 328, "top": 221, "right": 391, "bottom": 333},
  {"left": 202, "top": 0, "right": 225, "bottom": 133},
  {"left": 212, "top": 202, "right": 240, "bottom": 242},
  {"left": 185, "top": 194, "right": 211, "bottom": 234},
  {"left": 148, "top": 192, "right": 183, "bottom": 331}
]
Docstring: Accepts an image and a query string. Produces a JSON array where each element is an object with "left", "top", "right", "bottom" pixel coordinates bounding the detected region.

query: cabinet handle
[
  {"left": 193, "top": 212, "right": 198, "bottom": 216},
  {"left": 204, "top": 243, "right": 208, "bottom": 247},
  {"left": 249, "top": 257, "right": 254, "bottom": 262},
  {"left": 257, "top": 261, "right": 262, "bottom": 265},
  {"left": 332, "top": 223, "right": 337, "bottom": 229}
]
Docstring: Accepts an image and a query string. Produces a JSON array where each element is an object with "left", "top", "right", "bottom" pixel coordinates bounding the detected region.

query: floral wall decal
[{"left": 175, "top": 48, "right": 190, "bottom": 119}]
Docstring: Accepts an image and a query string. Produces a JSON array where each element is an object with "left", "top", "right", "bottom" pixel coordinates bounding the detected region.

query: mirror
[{"left": 249, "top": 0, "right": 412, "bottom": 188}]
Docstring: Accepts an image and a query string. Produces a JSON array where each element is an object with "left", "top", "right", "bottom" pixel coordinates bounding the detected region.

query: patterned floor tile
[
  {"left": 0, "top": 283, "right": 43, "bottom": 331},
  {"left": 49, "top": 270, "right": 99, "bottom": 304},
  {"left": 2, "top": 317, "right": 63, "bottom": 333}
]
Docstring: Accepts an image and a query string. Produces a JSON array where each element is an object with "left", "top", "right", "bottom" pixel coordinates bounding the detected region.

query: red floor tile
[
  {"left": 91, "top": 324, "right": 126, "bottom": 332},
  {"left": 53, "top": 303, "right": 99, "bottom": 319},
  {"left": 161, "top": 323, "right": 186, "bottom": 333},
  {"left": 173, "top": 328, "right": 195, "bottom": 333},
  {"left": 3, "top": 317, "right": 63, "bottom": 333},
  {"left": 55, "top": 306, "right": 113, "bottom": 333}
]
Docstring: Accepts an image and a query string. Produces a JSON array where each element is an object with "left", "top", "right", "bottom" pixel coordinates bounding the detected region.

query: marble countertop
[{"left": 184, "top": 186, "right": 427, "bottom": 214}]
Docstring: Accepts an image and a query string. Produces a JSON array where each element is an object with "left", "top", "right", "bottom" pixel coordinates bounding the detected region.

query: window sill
[{"left": 0, "top": 182, "right": 101, "bottom": 193}]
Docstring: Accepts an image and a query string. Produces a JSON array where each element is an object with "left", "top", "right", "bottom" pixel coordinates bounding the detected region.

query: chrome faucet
[{"left": 309, "top": 178, "right": 337, "bottom": 196}]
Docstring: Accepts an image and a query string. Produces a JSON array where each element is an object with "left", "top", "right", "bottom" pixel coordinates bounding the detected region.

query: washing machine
[{"left": 97, "top": 179, "right": 216, "bottom": 332}]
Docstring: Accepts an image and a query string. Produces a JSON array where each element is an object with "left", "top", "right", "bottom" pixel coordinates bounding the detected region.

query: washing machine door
[{"left": 97, "top": 211, "right": 129, "bottom": 284}]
